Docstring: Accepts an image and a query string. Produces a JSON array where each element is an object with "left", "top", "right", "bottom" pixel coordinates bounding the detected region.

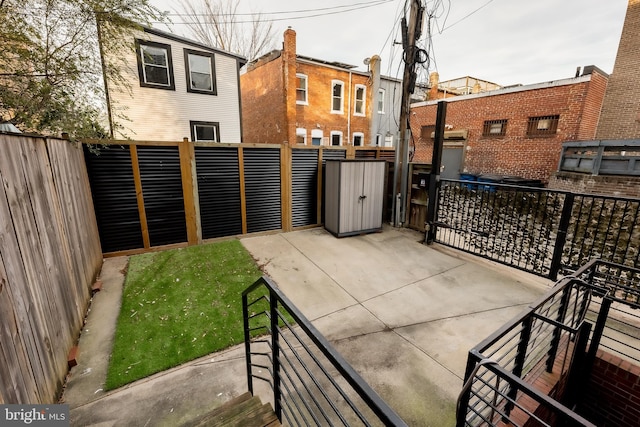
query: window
[
  {"left": 354, "top": 85, "right": 366, "bottom": 116},
  {"left": 190, "top": 121, "right": 220, "bottom": 142},
  {"left": 296, "top": 128, "right": 307, "bottom": 144},
  {"left": 311, "top": 129, "right": 323, "bottom": 146},
  {"left": 375, "top": 134, "right": 382, "bottom": 146},
  {"left": 331, "top": 80, "right": 344, "bottom": 113},
  {"left": 483, "top": 119, "right": 507, "bottom": 137},
  {"left": 378, "top": 89, "right": 385, "bottom": 114},
  {"left": 421, "top": 125, "right": 435, "bottom": 140},
  {"left": 353, "top": 132, "right": 364, "bottom": 146},
  {"left": 527, "top": 115, "right": 559, "bottom": 136},
  {"left": 296, "top": 74, "right": 308, "bottom": 104},
  {"left": 330, "top": 131, "right": 343, "bottom": 146},
  {"left": 136, "top": 40, "right": 175, "bottom": 90},
  {"left": 184, "top": 49, "right": 216, "bottom": 95}
]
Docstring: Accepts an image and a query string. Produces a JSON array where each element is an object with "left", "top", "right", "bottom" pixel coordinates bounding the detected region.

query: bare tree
[{"left": 177, "top": 0, "right": 277, "bottom": 63}]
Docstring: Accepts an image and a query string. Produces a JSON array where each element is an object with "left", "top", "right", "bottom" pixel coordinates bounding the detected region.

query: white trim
[
  {"left": 331, "top": 80, "right": 344, "bottom": 114},
  {"left": 377, "top": 88, "right": 385, "bottom": 114},
  {"left": 354, "top": 84, "right": 366, "bottom": 116},
  {"left": 296, "top": 127, "right": 307, "bottom": 144},
  {"left": 352, "top": 132, "right": 364, "bottom": 146},
  {"left": 330, "top": 130, "right": 343, "bottom": 146},
  {"left": 311, "top": 129, "right": 323, "bottom": 146},
  {"left": 296, "top": 73, "right": 308, "bottom": 105}
]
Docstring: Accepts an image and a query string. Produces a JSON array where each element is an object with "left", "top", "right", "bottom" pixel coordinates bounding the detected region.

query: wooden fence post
[
  {"left": 281, "top": 144, "right": 292, "bottom": 232},
  {"left": 179, "top": 138, "right": 200, "bottom": 245}
]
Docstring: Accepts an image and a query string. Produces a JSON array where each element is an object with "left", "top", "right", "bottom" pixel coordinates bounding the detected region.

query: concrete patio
[{"left": 65, "top": 225, "right": 552, "bottom": 426}]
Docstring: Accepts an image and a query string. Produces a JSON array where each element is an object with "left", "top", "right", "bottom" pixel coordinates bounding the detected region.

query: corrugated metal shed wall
[
  {"left": 291, "top": 149, "right": 318, "bottom": 227},
  {"left": 195, "top": 147, "right": 242, "bottom": 238},
  {"left": 137, "top": 146, "right": 188, "bottom": 246},
  {"left": 84, "top": 145, "right": 143, "bottom": 253},
  {"left": 243, "top": 148, "right": 282, "bottom": 233}
]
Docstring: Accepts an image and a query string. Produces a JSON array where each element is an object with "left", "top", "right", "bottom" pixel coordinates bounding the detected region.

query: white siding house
[{"left": 109, "top": 27, "right": 246, "bottom": 142}]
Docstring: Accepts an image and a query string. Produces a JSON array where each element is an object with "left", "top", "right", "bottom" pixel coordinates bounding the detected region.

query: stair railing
[{"left": 242, "top": 275, "right": 407, "bottom": 427}]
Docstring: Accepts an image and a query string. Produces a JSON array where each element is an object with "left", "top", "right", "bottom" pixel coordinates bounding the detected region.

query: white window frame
[
  {"left": 377, "top": 88, "right": 385, "bottom": 114},
  {"left": 185, "top": 49, "right": 216, "bottom": 95},
  {"left": 190, "top": 121, "right": 220, "bottom": 142},
  {"left": 296, "top": 128, "right": 307, "bottom": 144},
  {"left": 354, "top": 84, "right": 366, "bottom": 116},
  {"left": 296, "top": 74, "right": 308, "bottom": 105},
  {"left": 330, "top": 131, "right": 343, "bottom": 146},
  {"left": 311, "top": 129, "right": 323, "bottom": 146},
  {"left": 375, "top": 134, "right": 382, "bottom": 146},
  {"left": 137, "top": 40, "right": 175, "bottom": 90},
  {"left": 352, "top": 132, "right": 364, "bottom": 146},
  {"left": 331, "top": 80, "right": 344, "bottom": 114},
  {"left": 384, "top": 134, "right": 394, "bottom": 147}
]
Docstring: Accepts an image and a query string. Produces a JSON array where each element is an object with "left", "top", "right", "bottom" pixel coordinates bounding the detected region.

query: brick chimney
[
  {"left": 428, "top": 72, "right": 439, "bottom": 100},
  {"left": 283, "top": 28, "right": 297, "bottom": 145}
]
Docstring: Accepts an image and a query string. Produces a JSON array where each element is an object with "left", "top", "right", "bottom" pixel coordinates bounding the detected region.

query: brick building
[
  {"left": 549, "top": 0, "right": 640, "bottom": 198},
  {"left": 241, "top": 28, "right": 394, "bottom": 147},
  {"left": 596, "top": 0, "right": 640, "bottom": 140},
  {"left": 409, "top": 67, "right": 609, "bottom": 183}
]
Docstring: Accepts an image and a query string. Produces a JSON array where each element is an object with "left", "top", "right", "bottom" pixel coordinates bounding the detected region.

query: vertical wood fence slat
[
  {"left": 0, "top": 134, "right": 102, "bottom": 404},
  {"left": 179, "top": 138, "right": 199, "bottom": 245},
  {"left": 238, "top": 146, "right": 248, "bottom": 234},
  {"left": 281, "top": 144, "right": 292, "bottom": 232}
]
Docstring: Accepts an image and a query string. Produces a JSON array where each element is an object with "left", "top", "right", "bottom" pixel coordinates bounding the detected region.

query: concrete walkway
[{"left": 64, "top": 226, "right": 551, "bottom": 426}]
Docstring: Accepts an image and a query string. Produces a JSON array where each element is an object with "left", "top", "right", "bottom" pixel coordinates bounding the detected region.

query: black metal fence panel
[
  {"left": 291, "top": 149, "right": 318, "bottom": 227},
  {"left": 436, "top": 182, "right": 565, "bottom": 277},
  {"left": 137, "top": 145, "right": 188, "bottom": 247},
  {"left": 243, "top": 148, "right": 282, "bottom": 233},
  {"left": 565, "top": 195, "right": 640, "bottom": 270},
  {"left": 436, "top": 180, "right": 640, "bottom": 279},
  {"left": 84, "top": 145, "right": 143, "bottom": 253},
  {"left": 194, "top": 147, "right": 242, "bottom": 239}
]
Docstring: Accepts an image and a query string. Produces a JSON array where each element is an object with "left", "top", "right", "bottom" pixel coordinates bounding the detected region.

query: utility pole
[{"left": 394, "top": 0, "right": 424, "bottom": 227}]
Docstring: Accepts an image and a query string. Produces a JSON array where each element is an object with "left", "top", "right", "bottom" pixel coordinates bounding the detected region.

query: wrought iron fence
[
  {"left": 242, "top": 276, "right": 407, "bottom": 427},
  {"left": 435, "top": 179, "right": 640, "bottom": 279}
]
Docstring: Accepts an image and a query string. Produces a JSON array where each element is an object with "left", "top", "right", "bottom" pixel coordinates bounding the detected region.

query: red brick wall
[
  {"left": 241, "top": 29, "right": 372, "bottom": 147},
  {"left": 294, "top": 62, "right": 370, "bottom": 146},
  {"left": 409, "top": 72, "right": 607, "bottom": 183},
  {"left": 241, "top": 55, "right": 286, "bottom": 144},
  {"left": 549, "top": 172, "right": 640, "bottom": 198},
  {"left": 578, "top": 350, "right": 640, "bottom": 426},
  {"left": 596, "top": 0, "right": 640, "bottom": 139}
]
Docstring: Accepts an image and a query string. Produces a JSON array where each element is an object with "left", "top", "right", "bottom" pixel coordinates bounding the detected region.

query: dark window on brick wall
[
  {"left": 527, "top": 115, "right": 559, "bottom": 136},
  {"left": 483, "top": 119, "right": 507, "bottom": 137}
]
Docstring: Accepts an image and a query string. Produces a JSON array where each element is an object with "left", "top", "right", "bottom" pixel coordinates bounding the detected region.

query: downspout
[{"left": 347, "top": 71, "right": 352, "bottom": 145}]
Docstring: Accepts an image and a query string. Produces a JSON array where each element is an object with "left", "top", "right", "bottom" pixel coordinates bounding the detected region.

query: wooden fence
[
  {"left": 83, "top": 139, "right": 396, "bottom": 256},
  {"left": 0, "top": 134, "right": 103, "bottom": 404}
]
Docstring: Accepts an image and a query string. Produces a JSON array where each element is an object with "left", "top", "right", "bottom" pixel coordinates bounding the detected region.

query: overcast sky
[{"left": 152, "top": 0, "right": 629, "bottom": 87}]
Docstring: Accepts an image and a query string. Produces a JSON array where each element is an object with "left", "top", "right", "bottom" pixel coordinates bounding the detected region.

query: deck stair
[{"left": 182, "top": 392, "right": 281, "bottom": 427}]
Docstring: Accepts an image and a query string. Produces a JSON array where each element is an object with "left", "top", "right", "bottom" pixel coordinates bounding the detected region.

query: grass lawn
[{"left": 105, "top": 239, "right": 262, "bottom": 390}]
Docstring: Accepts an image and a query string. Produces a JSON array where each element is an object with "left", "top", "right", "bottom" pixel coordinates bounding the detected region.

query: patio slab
[{"left": 66, "top": 225, "right": 552, "bottom": 426}]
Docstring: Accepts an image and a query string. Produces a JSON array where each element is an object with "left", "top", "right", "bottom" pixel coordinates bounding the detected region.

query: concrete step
[{"left": 182, "top": 392, "right": 281, "bottom": 427}]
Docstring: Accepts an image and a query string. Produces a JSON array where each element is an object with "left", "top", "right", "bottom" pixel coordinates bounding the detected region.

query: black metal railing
[
  {"left": 457, "top": 260, "right": 640, "bottom": 427},
  {"left": 242, "top": 276, "right": 407, "bottom": 427},
  {"left": 434, "top": 179, "right": 640, "bottom": 279},
  {"left": 457, "top": 275, "right": 596, "bottom": 426}
]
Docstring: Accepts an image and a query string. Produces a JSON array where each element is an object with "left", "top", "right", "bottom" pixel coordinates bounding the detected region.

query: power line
[{"left": 159, "top": 0, "right": 395, "bottom": 25}]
